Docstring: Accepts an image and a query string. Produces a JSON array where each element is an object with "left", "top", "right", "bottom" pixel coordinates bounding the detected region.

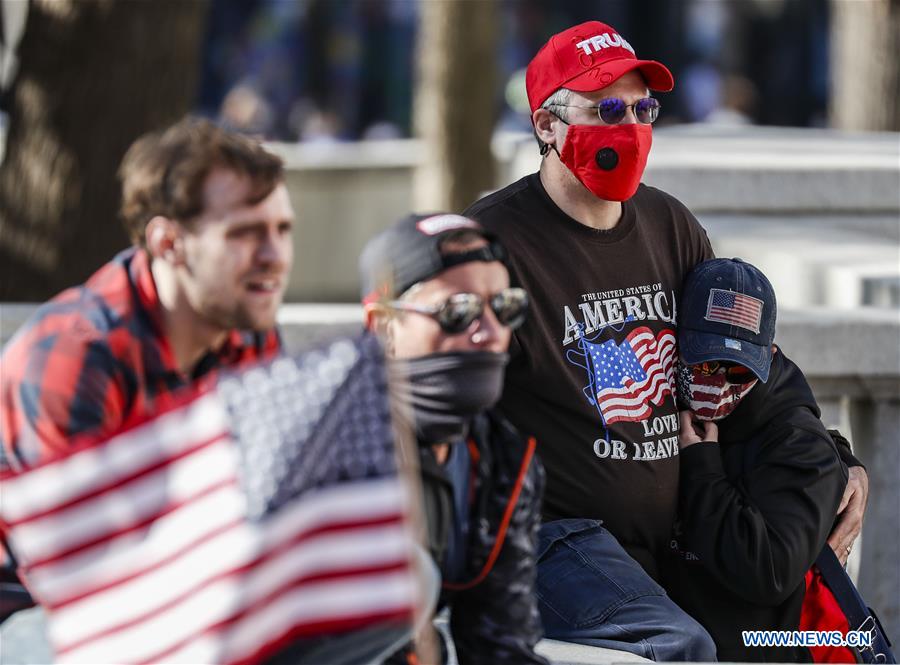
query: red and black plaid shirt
[{"left": 1, "top": 248, "right": 281, "bottom": 472}]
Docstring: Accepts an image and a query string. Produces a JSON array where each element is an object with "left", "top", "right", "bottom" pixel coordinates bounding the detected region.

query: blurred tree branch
[
  {"left": 412, "top": 0, "right": 497, "bottom": 213},
  {"left": 0, "top": 0, "right": 209, "bottom": 301},
  {"left": 829, "top": 0, "right": 899, "bottom": 131}
]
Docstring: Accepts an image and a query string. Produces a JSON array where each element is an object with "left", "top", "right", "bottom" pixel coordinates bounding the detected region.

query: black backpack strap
[
  {"left": 815, "top": 546, "right": 896, "bottom": 663},
  {"left": 815, "top": 546, "right": 872, "bottom": 630}
]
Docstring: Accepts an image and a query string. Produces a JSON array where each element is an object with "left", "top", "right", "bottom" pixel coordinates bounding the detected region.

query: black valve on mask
[{"left": 595, "top": 147, "right": 619, "bottom": 171}]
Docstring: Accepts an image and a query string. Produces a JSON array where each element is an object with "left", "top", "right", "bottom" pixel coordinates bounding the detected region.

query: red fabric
[
  {"left": 558, "top": 123, "right": 652, "bottom": 202},
  {"left": 800, "top": 568, "right": 857, "bottom": 663}
]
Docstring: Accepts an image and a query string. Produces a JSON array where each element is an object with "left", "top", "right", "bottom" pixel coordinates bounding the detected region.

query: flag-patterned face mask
[{"left": 676, "top": 361, "right": 758, "bottom": 421}]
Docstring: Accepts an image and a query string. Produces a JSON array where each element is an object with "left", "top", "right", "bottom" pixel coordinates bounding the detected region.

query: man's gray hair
[
  {"left": 541, "top": 88, "right": 573, "bottom": 122},
  {"left": 534, "top": 87, "right": 573, "bottom": 152}
]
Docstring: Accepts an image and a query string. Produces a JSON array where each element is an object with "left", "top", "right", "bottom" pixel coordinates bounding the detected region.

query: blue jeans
[{"left": 536, "top": 519, "right": 717, "bottom": 662}]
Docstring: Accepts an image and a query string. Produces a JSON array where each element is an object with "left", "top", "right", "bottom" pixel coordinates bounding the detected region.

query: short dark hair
[{"left": 118, "top": 116, "right": 284, "bottom": 246}]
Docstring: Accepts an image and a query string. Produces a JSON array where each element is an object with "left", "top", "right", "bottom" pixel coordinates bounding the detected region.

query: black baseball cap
[
  {"left": 679, "top": 258, "right": 777, "bottom": 383},
  {"left": 359, "top": 213, "right": 508, "bottom": 304}
]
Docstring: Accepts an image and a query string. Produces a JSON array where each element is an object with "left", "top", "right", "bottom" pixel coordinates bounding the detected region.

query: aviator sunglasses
[
  {"left": 387, "top": 287, "right": 529, "bottom": 334},
  {"left": 693, "top": 360, "right": 756, "bottom": 384},
  {"left": 549, "top": 96, "right": 661, "bottom": 125}
]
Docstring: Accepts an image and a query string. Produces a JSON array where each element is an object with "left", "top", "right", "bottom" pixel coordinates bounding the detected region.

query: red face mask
[{"left": 557, "top": 123, "right": 652, "bottom": 202}]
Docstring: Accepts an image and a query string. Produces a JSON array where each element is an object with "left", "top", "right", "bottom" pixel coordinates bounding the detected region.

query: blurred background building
[
  {"left": 194, "top": 0, "right": 843, "bottom": 140},
  {"left": 0, "top": 0, "right": 897, "bottom": 302}
]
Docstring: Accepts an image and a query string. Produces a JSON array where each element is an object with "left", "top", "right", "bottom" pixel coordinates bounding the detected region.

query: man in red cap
[
  {"left": 464, "top": 19, "right": 868, "bottom": 662},
  {"left": 463, "top": 20, "right": 718, "bottom": 661}
]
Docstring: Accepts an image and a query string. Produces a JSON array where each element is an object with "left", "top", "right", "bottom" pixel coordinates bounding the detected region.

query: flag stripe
[
  {"left": 713, "top": 303, "right": 759, "bottom": 316},
  {"left": 23, "top": 477, "right": 238, "bottom": 570},
  {"left": 48, "top": 516, "right": 245, "bottom": 611},
  {"left": 1, "top": 394, "right": 226, "bottom": 521},
  {"left": 599, "top": 373, "right": 672, "bottom": 415},
  {"left": 13, "top": 440, "right": 235, "bottom": 562},
  {"left": 29, "top": 476, "right": 407, "bottom": 608},
  {"left": 220, "top": 573, "right": 414, "bottom": 665},
  {"left": 60, "top": 570, "right": 416, "bottom": 664},
  {"left": 688, "top": 382, "right": 757, "bottom": 419},
  {"left": 160, "top": 609, "right": 412, "bottom": 665},
  {"left": 53, "top": 520, "right": 409, "bottom": 653},
  {"left": 157, "top": 573, "right": 415, "bottom": 665},
  {"left": 28, "top": 485, "right": 246, "bottom": 604},
  {"left": 5, "top": 432, "right": 227, "bottom": 528},
  {"left": 224, "top": 610, "right": 413, "bottom": 665},
  {"left": 708, "top": 308, "right": 759, "bottom": 326}
]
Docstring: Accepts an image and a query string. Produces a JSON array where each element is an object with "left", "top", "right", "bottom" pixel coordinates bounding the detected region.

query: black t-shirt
[{"left": 465, "top": 174, "right": 713, "bottom": 577}]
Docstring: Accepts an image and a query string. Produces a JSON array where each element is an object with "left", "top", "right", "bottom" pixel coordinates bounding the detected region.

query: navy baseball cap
[
  {"left": 679, "top": 258, "right": 777, "bottom": 383},
  {"left": 359, "top": 213, "right": 508, "bottom": 304}
]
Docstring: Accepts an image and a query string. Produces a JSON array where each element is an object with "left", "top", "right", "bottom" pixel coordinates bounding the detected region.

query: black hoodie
[{"left": 662, "top": 350, "right": 848, "bottom": 662}]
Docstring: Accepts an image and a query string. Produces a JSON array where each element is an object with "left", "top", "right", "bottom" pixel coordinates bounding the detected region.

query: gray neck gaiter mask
[{"left": 388, "top": 351, "right": 509, "bottom": 445}]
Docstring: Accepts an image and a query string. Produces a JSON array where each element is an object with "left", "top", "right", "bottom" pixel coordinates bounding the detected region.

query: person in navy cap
[
  {"left": 666, "top": 258, "right": 863, "bottom": 661},
  {"left": 464, "top": 19, "right": 719, "bottom": 660}
]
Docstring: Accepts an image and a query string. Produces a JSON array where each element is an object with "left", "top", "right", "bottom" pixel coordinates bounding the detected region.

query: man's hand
[
  {"left": 678, "top": 410, "right": 718, "bottom": 449},
  {"left": 828, "top": 465, "right": 869, "bottom": 565}
]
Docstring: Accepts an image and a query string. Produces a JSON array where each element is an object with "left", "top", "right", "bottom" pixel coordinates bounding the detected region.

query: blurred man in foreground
[
  {"left": 360, "top": 213, "right": 547, "bottom": 664},
  {"left": 1, "top": 118, "right": 424, "bottom": 664},
  {"left": 2, "top": 117, "right": 293, "bottom": 471},
  {"left": 1, "top": 117, "right": 293, "bottom": 623}
]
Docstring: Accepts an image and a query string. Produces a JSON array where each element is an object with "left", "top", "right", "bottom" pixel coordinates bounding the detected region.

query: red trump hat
[{"left": 526, "top": 21, "right": 674, "bottom": 113}]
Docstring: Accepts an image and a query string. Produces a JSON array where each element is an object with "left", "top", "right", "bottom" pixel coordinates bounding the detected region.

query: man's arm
[
  {"left": 827, "top": 430, "right": 868, "bottom": 565},
  {"left": 678, "top": 412, "right": 847, "bottom": 605},
  {"left": 2, "top": 334, "right": 128, "bottom": 471},
  {"left": 0, "top": 330, "right": 128, "bottom": 622}
]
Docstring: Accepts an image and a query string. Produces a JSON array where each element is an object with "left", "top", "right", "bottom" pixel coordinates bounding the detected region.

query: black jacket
[
  {"left": 663, "top": 350, "right": 848, "bottom": 662},
  {"left": 419, "top": 410, "right": 547, "bottom": 665}
]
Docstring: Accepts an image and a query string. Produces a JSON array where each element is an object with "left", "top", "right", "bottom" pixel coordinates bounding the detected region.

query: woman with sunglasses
[
  {"left": 359, "top": 213, "right": 547, "bottom": 665},
  {"left": 665, "top": 258, "right": 861, "bottom": 662}
]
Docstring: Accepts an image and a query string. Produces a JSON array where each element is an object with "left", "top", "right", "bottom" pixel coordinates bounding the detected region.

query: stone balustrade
[{"left": 267, "top": 127, "right": 900, "bottom": 305}]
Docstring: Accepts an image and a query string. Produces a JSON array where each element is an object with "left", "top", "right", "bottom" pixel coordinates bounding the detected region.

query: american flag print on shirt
[
  {"left": 0, "top": 334, "right": 417, "bottom": 665},
  {"left": 705, "top": 288, "right": 763, "bottom": 333},
  {"left": 582, "top": 326, "right": 676, "bottom": 425}
]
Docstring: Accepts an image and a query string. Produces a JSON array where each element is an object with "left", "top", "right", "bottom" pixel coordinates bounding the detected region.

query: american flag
[
  {"left": 583, "top": 326, "right": 676, "bottom": 425},
  {"left": 0, "top": 334, "right": 418, "bottom": 665},
  {"left": 705, "top": 288, "right": 763, "bottom": 333}
]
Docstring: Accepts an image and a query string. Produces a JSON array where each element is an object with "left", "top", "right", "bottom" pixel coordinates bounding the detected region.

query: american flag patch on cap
[{"left": 705, "top": 288, "right": 763, "bottom": 333}]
